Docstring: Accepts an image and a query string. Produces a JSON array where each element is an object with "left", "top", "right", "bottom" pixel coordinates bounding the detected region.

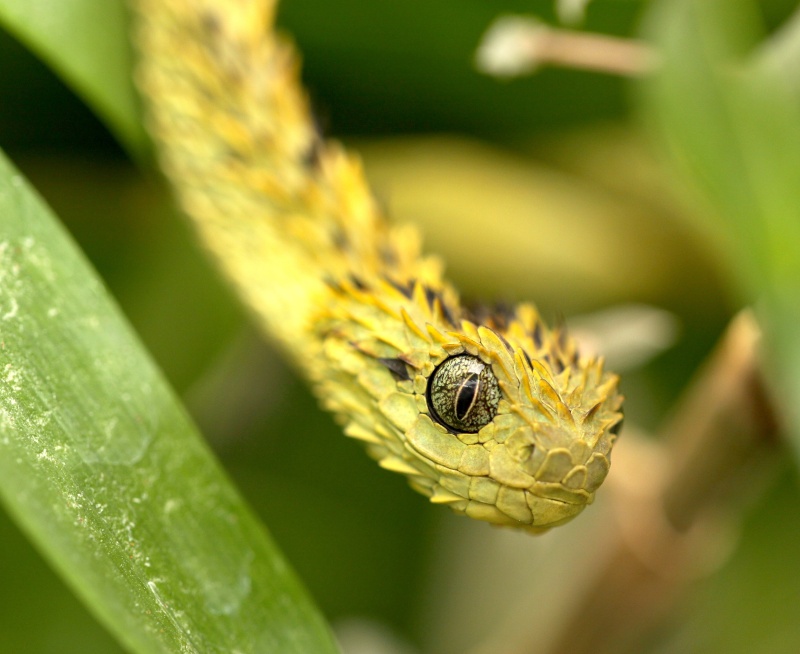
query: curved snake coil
[{"left": 131, "top": 0, "right": 624, "bottom": 533}]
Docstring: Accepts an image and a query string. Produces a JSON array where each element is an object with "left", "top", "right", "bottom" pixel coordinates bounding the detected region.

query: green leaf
[
  {"left": 0, "top": 0, "right": 147, "bottom": 155},
  {"left": 0, "top": 149, "right": 338, "bottom": 653},
  {"left": 640, "top": 0, "right": 800, "bottom": 457}
]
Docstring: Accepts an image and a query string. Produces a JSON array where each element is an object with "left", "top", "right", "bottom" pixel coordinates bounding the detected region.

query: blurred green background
[{"left": 2, "top": 0, "right": 800, "bottom": 652}]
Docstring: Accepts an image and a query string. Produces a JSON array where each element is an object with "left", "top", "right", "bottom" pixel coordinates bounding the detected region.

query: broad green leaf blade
[
  {"left": 0, "top": 0, "right": 147, "bottom": 156},
  {"left": 640, "top": 0, "right": 800, "bottom": 458},
  {"left": 0, "top": 149, "right": 338, "bottom": 653}
]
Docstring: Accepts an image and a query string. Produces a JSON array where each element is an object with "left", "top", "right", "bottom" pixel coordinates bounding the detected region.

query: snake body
[{"left": 132, "top": 0, "right": 623, "bottom": 533}]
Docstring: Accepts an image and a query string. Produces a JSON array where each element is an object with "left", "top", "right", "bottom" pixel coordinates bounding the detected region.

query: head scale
[{"left": 320, "top": 278, "right": 623, "bottom": 534}]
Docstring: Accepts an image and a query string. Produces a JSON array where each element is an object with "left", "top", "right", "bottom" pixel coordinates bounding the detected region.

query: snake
[{"left": 131, "top": 0, "right": 624, "bottom": 533}]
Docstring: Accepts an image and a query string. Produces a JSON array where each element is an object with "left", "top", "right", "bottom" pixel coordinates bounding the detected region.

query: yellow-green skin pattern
[{"left": 133, "top": 0, "right": 623, "bottom": 533}]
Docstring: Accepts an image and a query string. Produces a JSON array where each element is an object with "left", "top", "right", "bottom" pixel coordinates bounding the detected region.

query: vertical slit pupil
[{"left": 454, "top": 374, "right": 480, "bottom": 421}]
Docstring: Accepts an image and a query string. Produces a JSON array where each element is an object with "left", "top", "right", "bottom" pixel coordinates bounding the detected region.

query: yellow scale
[{"left": 131, "top": 0, "right": 623, "bottom": 533}]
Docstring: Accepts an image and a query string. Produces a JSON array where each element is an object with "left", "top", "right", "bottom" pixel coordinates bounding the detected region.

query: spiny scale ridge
[{"left": 132, "top": 0, "right": 623, "bottom": 533}]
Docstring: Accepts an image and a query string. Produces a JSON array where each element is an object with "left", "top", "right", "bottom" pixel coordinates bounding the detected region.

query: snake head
[{"left": 320, "top": 280, "right": 624, "bottom": 534}]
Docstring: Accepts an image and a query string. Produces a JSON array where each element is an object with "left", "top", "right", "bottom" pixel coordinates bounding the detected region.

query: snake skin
[{"left": 132, "top": 0, "right": 623, "bottom": 532}]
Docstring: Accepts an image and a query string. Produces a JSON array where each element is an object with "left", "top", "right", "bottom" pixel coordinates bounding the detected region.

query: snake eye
[{"left": 426, "top": 355, "right": 500, "bottom": 433}]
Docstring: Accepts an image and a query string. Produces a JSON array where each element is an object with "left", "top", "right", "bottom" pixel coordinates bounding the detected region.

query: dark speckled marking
[
  {"left": 522, "top": 349, "right": 533, "bottom": 368},
  {"left": 331, "top": 226, "right": 349, "bottom": 252},
  {"left": 301, "top": 134, "right": 323, "bottom": 169},
  {"left": 424, "top": 286, "right": 438, "bottom": 308},
  {"left": 491, "top": 302, "right": 515, "bottom": 330},
  {"left": 200, "top": 11, "right": 220, "bottom": 34},
  {"left": 386, "top": 277, "right": 414, "bottom": 299},
  {"left": 558, "top": 328, "right": 569, "bottom": 351},
  {"left": 378, "top": 357, "right": 411, "bottom": 382},
  {"left": 379, "top": 244, "right": 397, "bottom": 267},
  {"left": 349, "top": 274, "right": 367, "bottom": 291},
  {"left": 495, "top": 331, "right": 515, "bottom": 355},
  {"left": 439, "top": 300, "right": 458, "bottom": 327},
  {"left": 532, "top": 322, "right": 543, "bottom": 349}
]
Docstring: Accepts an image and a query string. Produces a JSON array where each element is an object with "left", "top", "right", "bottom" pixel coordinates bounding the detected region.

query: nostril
[
  {"left": 505, "top": 427, "right": 537, "bottom": 463},
  {"left": 515, "top": 443, "right": 535, "bottom": 463}
]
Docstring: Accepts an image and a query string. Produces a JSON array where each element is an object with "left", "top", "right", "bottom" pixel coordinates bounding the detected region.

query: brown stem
[
  {"left": 477, "top": 18, "right": 657, "bottom": 79},
  {"left": 535, "top": 29, "right": 657, "bottom": 77},
  {"left": 544, "top": 311, "right": 781, "bottom": 654}
]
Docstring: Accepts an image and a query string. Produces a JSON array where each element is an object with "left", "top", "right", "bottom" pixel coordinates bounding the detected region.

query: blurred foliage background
[{"left": 2, "top": 0, "right": 800, "bottom": 652}]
